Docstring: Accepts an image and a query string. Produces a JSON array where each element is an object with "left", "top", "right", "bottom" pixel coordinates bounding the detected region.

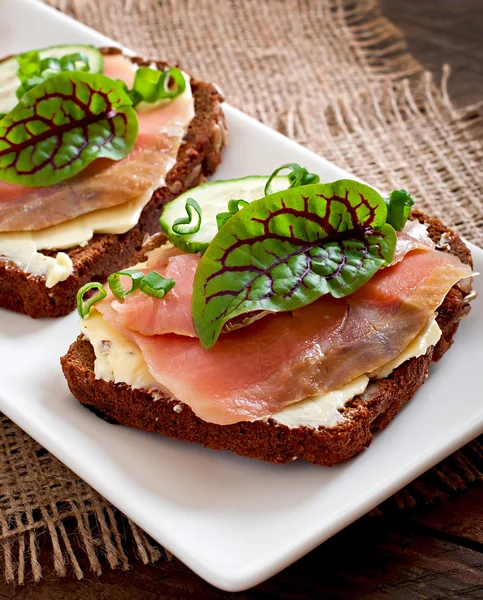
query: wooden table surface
[{"left": 2, "top": 1, "right": 483, "bottom": 598}]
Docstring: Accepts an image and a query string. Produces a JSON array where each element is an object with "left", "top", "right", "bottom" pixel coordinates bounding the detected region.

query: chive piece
[
  {"left": 299, "top": 172, "right": 320, "bottom": 186},
  {"left": 128, "top": 89, "right": 144, "bottom": 107},
  {"left": 108, "top": 269, "right": 145, "bottom": 299},
  {"left": 131, "top": 66, "right": 186, "bottom": 106},
  {"left": 39, "top": 57, "right": 61, "bottom": 74},
  {"left": 60, "top": 53, "right": 89, "bottom": 72},
  {"left": 264, "top": 163, "right": 320, "bottom": 196},
  {"left": 216, "top": 211, "right": 232, "bottom": 231},
  {"left": 172, "top": 197, "right": 202, "bottom": 235},
  {"left": 76, "top": 282, "right": 107, "bottom": 319},
  {"left": 15, "top": 51, "right": 91, "bottom": 99},
  {"left": 139, "top": 271, "right": 176, "bottom": 299},
  {"left": 385, "top": 189, "right": 415, "bottom": 231},
  {"left": 157, "top": 67, "right": 186, "bottom": 99},
  {"left": 227, "top": 199, "right": 249, "bottom": 213},
  {"left": 132, "top": 66, "right": 160, "bottom": 104},
  {"left": 17, "top": 51, "right": 41, "bottom": 79},
  {"left": 216, "top": 199, "right": 249, "bottom": 230}
]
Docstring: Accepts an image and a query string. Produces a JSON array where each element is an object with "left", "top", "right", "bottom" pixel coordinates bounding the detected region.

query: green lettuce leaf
[
  {"left": 0, "top": 72, "right": 138, "bottom": 187},
  {"left": 192, "top": 180, "right": 397, "bottom": 349}
]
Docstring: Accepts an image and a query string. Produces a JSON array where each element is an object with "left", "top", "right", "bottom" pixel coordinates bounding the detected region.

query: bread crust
[
  {"left": 0, "top": 48, "right": 227, "bottom": 318},
  {"left": 60, "top": 212, "right": 474, "bottom": 466}
]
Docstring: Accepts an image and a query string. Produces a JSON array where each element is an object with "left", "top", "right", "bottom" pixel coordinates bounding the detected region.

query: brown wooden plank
[
  {"left": 380, "top": 0, "right": 483, "bottom": 107},
  {"left": 1, "top": 502, "right": 483, "bottom": 599},
  {"left": 412, "top": 488, "right": 483, "bottom": 547},
  {"left": 261, "top": 516, "right": 483, "bottom": 600}
]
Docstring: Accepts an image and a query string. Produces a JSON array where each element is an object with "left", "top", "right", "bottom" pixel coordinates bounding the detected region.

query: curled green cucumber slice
[
  {"left": 0, "top": 44, "right": 104, "bottom": 115},
  {"left": 160, "top": 175, "right": 290, "bottom": 253}
]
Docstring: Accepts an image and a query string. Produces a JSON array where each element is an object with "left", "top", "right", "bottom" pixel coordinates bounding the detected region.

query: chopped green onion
[
  {"left": 77, "top": 270, "right": 175, "bottom": 317},
  {"left": 76, "top": 282, "right": 107, "bottom": 319},
  {"left": 131, "top": 66, "right": 186, "bottom": 107},
  {"left": 264, "top": 163, "right": 320, "bottom": 196},
  {"left": 157, "top": 67, "right": 186, "bottom": 99},
  {"left": 132, "top": 66, "right": 160, "bottom": 104},
  {"left": 216, "top": 199, "right": 249, "bottom": 230},
  {"left": 227, "top": 199, "right": 249, "bottom": 213},
  {"left": 15, "top": 50, "right": 183, "bottom": 109},
  {"left": 172, "top": 197, "right": 202, "bottom": 235},
  {"left": 127, "top": 88, "right": 143, "bottom": 107},
  {"left": 108, "top": 269, "right": 145, "bottom": 299},
  {"left": 298, "top": 172, "right": 320, "bottom": 186},
  {"left": 39, "top": 57, "right": 62, "bottom": 74},
  {"left": 385, "top": 189, "right": 415, "bottom": 231},
  {"left": 216, "top": 211, "right": 231, "bottom": 231},
  {"left": 60, "top": 53, "right": 89, "bottom": 72},
  {"left": 139, "top": 271, "right": 176, "bottom": 299},
  {"left": 17, "top": 51, "right": 40, "bottom": 79},
  {"left": 16, "top": 51, "right": 90, "bottom": 99}
]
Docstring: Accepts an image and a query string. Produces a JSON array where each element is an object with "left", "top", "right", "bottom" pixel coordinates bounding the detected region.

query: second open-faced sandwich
[
  {"left": 61, "top": 165, "right": 474, "bottom": 465},
  {"left": 0, "top": 44, "right": 226, "bottom": 317}
]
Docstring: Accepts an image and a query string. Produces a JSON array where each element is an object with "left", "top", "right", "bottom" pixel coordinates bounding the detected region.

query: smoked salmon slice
[
  {"left": 391, "top": 219, "right": 435, "bottom": 264},
  {"left": 93, "top": 215, "right": 470, "bottom": 424},
  {"left": 98, "top": 221, "right": 437, "bottom": 339},
  {"left": 97, "top": 245, "right": 198, "bottom": 337},
  {"left": 126, "top": 249, "right": 470, "bottom": 425},
  {"left": 0, "top": 54, "right": 194, "bottom": 232}
]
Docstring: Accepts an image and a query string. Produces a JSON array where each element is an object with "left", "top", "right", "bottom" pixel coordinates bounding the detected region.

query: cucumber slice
[
  {"left": 160, "top": 175, "right": 290, "bottom": 253},
  {"left": 0, "top": 44, "right": 104, "bottom": 115}
]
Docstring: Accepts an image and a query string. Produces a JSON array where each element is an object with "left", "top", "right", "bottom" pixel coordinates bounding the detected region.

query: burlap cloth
[{"left": 1, "top": 0, "right": 482, "bottom": 585}]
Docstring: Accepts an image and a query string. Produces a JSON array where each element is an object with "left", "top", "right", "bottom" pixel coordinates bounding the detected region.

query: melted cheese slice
[{"left": 82, "top": 312, "right": 441, "bottom": 429}]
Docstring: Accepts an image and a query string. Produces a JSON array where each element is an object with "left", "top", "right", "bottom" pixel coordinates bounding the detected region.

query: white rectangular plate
[{"left": 1, "top": 0, "right": 482, "bottom": 592}]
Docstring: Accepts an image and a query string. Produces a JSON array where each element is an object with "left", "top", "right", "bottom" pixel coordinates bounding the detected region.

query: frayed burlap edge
[
  {"left": 1, "top": 0, "right": 482, "bottom": 584},
  {"left": 0, "top": 414, "right": 165, "bottom": 584}
]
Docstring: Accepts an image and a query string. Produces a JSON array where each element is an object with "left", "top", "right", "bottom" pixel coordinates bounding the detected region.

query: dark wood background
[
  {"left": 381, "top": 0, "right": 483, "bottom": 108},
  {"left": 1, "top": 1, "right": 483, "bottom": 598}
]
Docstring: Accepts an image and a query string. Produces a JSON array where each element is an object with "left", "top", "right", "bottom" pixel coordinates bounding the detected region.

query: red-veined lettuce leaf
[
  {"left": 192, "top": 180, "right": 397, "bottom": 349},
  {"left": 0, "top": 72, "right": 138, "bottom": 187}
]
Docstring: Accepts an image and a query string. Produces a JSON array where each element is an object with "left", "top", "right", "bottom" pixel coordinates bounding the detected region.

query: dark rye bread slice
[
  {"left": 61, "top": 211, "right": 474, "bottom": 466},
  {"left": 0, "top": 47, "right": 227, "bottom": 318}
]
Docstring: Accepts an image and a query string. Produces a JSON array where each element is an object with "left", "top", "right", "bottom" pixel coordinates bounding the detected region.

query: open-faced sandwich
[
  {"left": 61, "top": 164, "right": 474, "bottom": 465},
  {"left": 0, "top": 44, "right": 226, "bottom": 317}
]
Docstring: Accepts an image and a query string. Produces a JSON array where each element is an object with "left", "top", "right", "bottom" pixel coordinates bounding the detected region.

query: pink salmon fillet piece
[
  {"left": 95, "top": 246, "right": 471, "bottom": 424},
  {"left": 97, "top": 245, "right": 197, "bottom": 337},
  {"left": 97, "top": 220, "right": 437, "bottom": 339},
  {"left": 0, "top": 54, "right": 194, "bottom": 232}
]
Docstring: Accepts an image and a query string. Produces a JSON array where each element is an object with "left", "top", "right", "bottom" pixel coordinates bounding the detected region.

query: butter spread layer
[
  {"left": 0, "top": 185, "right": 156, "bottom": 288},
  {"left": 81, "top": 311, "right": 442, "bottom": 429},
  {"left": 0, "top": 71, "right": 193, "bottom": 287},
  {"left": 82, "top": 311, "right": 161, "bottom": 391},
  {"left": 270, "top": 376, "right": 369, "bottom": 428}
]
